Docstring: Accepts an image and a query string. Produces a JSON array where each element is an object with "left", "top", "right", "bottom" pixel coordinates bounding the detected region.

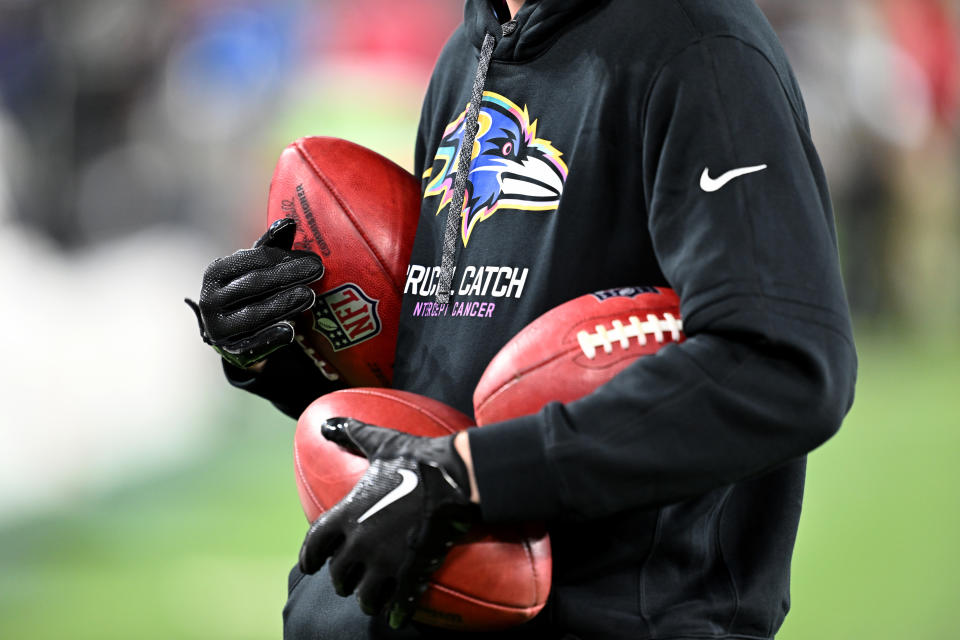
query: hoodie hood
[
  {"left": 434, "top": 0, "right": 610, "bottom": 303},
  {"left": 464, "top": 0, "right": 610, "bottom": 62}
]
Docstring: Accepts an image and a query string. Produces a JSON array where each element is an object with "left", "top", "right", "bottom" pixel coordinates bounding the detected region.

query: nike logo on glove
[
  {"left": 357, "top": 468, "right": 419, "bottom": 523},
  {"left": 700, "top": 164, "right": 768, "bottom": 192}
]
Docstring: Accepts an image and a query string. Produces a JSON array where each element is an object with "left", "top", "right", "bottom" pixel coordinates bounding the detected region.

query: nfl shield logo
[{"left": 311, "top": 283, "right": 382, "bottom": 351}]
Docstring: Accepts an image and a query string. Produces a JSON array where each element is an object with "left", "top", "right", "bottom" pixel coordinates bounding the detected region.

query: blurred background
[{"left": 0, "top": 0, "right": 956, "bottom": 638}]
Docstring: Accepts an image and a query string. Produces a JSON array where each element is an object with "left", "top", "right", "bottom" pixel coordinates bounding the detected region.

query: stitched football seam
[
  {"left": 520, "top": 534, "right": 539, "bottom": 607},
  {"left": 476, "top": 347, "right": 576, "bottom": 417},
  {"left": 295, "top": 142, "right": 404, "bottom": 295},
  {"left": 293, "top": 443, "right": 325, "bottom": 516},
  {"left": 339, "top": 388, "right": 466, "bottom": 434},
  {"left": 425, "top": 580, "right": 543, "bottom": 613}
]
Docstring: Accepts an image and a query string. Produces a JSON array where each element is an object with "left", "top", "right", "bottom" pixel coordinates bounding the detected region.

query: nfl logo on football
[{"left": 312, "top": 284, "right": 382, "bottom": 351}]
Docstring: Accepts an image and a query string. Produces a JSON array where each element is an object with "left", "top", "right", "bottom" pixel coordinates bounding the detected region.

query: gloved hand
[
  {"left": 299, "top": 418, "right": 480, "bottom": 629},
  {"left": 186, "top": 218, "right": 324, "bottom": 369}
]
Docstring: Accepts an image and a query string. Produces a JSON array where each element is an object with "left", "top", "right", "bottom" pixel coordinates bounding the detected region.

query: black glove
[
  {"left": 186, "top": 218, "right": 324, "bottom": 369},
  {"left": 299, "top": 418, "right": 480, "bottom": 629}
]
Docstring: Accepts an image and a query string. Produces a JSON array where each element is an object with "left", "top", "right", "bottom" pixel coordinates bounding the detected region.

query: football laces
[
  {"left": 576, "top": 313, "right": 683, "bottom": 359},
  {"left": 295, "top": 334, "right": 342, "bottom": 381}
]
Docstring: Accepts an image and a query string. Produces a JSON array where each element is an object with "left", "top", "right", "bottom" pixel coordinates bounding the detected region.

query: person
[{"left": 189, "top": 0, "right": 858, "bottom": 638}]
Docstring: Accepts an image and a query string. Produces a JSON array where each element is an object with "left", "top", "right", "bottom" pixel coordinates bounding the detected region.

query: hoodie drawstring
[{"left": 435, "top": 29, "right": 500, "bottom": 305}]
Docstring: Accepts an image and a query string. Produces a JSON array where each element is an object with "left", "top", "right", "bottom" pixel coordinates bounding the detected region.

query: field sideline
[{"left": 0, "top": 331, "right": 956, "bottom": 639}]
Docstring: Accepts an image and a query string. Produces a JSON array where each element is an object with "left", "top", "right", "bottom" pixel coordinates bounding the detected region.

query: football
[
  {"left": 473, "top": 286, "right": 684, "bottom": 425},
  {"left": 266, "top": 137, "right": 420, "bottom": 386},
  {"left": 295, "top": 388, "right": 552, "bottom": 631}
]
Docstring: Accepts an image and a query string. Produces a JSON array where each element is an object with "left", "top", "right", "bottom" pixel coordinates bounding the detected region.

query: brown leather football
[
  {"left": 266, "top": 137, "right": 420, "bottom": 386},
  {"left": 295, "top": 388, "right": 552, "bottom": 631},
  {"left": 474, "top": 286, "right": 684, "bottom": 425}
]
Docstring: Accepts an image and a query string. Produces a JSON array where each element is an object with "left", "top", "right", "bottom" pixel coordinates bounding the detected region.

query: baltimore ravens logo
[{"left": 423, "top": 91, "right": 569, "bottom": 246}]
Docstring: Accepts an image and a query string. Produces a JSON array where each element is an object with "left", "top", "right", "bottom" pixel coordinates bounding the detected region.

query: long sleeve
[
  {"left": 468, "top": 36, "right": 857, "bottom": 523},
  {"left": 223, "top": 344, "right": 345, "bottom": 420}
]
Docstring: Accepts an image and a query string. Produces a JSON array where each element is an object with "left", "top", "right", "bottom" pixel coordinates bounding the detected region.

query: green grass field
[
  {"left": 779, "top": 331, "right": 960, "bottom": 640},
  {"left": 1, "top": 331, "right": 957, "bottom": 639}
]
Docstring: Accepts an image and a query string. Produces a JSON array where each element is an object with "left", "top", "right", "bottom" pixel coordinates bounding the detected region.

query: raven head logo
[{"left": 423, "top": 91, "right": 569, "bottom": 246}]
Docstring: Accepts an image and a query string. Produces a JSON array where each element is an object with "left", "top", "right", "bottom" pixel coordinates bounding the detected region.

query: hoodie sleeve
[
  {"left": 222, "top": 344, "right": 346, "bottom": 420},
  {"left": 468, "top": 36, "right": 858, "bottom": 522}
]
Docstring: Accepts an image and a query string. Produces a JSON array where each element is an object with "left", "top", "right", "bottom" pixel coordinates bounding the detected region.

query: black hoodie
[
  {"left": 392, "top": 0, "right": 857, "bottom": 638},
  {"left": 247, "top": 1, "right": 856, "bottom": 638}
]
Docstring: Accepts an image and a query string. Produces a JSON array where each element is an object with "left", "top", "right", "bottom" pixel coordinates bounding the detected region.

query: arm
[
  {"left": 467, "top": 36, "right": 857, "bottom": 522},
  {"left": 453, "top": 431, "right": 479, "bottom": 503},
  {"left": 223, "top": 344, "right": 346, "bottom": 420}
]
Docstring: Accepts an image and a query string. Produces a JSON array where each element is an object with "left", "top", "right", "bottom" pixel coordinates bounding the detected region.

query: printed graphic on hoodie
[
  {"left": 422, "top": 91, "right": 569, "bottom": 246},
  {"left": 404, "top": 263, "right": 529, "bottom": 319}
]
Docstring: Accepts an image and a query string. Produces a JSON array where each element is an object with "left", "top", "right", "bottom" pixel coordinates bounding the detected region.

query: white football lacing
[
  {"left": 295, "top": 334, "right": 341, "bottom": 381},
  {"left": 576, "top": 313, "right": 683, "bottom": 360}
]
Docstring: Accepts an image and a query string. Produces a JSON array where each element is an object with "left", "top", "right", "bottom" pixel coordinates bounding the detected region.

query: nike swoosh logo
[
  {"left": 700, "top": 164, "right": 768, "bottom": 192},
  {"left": 357, "top": 468, "right": 418, "bottom": 523}
]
